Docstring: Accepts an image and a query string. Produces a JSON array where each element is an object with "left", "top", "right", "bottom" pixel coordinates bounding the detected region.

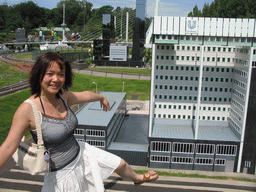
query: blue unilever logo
[{"left": 188, "top": 20, "right": 196, "bottom": 29}]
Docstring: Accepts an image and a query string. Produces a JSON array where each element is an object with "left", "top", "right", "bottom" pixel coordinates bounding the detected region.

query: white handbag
[{"left": 12, "top": 99, "right": 50, "bottom": 175}]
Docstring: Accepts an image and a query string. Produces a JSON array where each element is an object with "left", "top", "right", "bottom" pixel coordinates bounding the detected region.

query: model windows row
[
  {"left": 151, "top": 155, "right": 226, "bottom": 166},
  {"left": 74, "top": 128, "right": 84, "bottom": 136},
  {"left": 235, "top": 58, "right": 249, "bottom": 66},
  {"left": 87, "top": 140, "right": 105, "bottom": 147},
  {"left": 230, "top": 108, "right": 242, "bottom": 122},
  {"left": 156, "top": 35, "right": 255, "bottom": 44},
  {"left": 233, "top": 79, "right": 246, "bottom": 89},
  {"left": 156, "top": 85, "right": 232, "bottom": 93},
  {"left": 231, "top": 98, "right": 244, "bottom": 112},
  {"left": 155, "top": 95, "right": 231, "bottom": 103},
  {"left": 232, "top": 89, "right": 245, "bottom": 101},
  {"left": 233, "top": 69, "right": 247, "bottom": 78},
  {"left": 229, "top": 118, "right": 242, "bottom": 133},
  {"left": 156, "top": 65, "right": 232, "bottom": 73},
  {"left": 156, "top": 75, "right": 232, "bottom": 83},
  {"left": 253, "top": 61, "right": 256, "bottom": 67},
  {"left": 157, "top": 44, "right": 236, "bottom": 53},
  {"left": 156, "top": 55, "right": 235, "bottom": 63},
  {"left": 150, "top": 141, "right": 237, "bottom": 156},
  {"left": 154, "top": 113, "right": 228, "bottom": 121},
  {"left": 236, "top": 48, "right": 250, "bottom": 54},
  {"left": 155, "top": 104, "right": 229, "bottom": 112},
  {"left": 86, "top": 129, "right": 105, "bottom": 137}
]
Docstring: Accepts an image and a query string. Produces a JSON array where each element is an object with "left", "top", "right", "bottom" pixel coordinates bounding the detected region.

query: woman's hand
[{"left": 100, "top": 97, "right": 111, "bottom": 112}]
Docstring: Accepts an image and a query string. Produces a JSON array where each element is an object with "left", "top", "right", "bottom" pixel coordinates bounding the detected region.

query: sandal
[{"left": 134, "top": 170, "right": 159, "bottom": 186}]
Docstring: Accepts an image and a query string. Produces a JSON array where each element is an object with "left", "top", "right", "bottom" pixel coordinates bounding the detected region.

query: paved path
[
  {"left": 74, "top": 69, "right": 151, "bottom": 80},
  {"left": 1, "top": 165, "right": 255, "bottom": 192}
]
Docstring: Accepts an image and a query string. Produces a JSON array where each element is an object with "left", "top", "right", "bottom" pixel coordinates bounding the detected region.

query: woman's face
[{"left": 40, "top": 62, "right": 65, "bottom": 96}]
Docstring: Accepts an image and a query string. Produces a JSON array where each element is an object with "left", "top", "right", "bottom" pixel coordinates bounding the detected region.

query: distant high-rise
[{"left": 132, "top": 0, "right": 146, "bottom": 61}]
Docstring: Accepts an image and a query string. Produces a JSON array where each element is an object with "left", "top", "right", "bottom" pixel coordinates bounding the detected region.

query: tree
[
  {"left": 188, "top": 0, "right": 256, "bottom": 18},
  {"left": 188, "top": 5, "right": 202, "bottom": 17},
  {"left": 13, "top": 1, "right": 46, "bottom": 30}
]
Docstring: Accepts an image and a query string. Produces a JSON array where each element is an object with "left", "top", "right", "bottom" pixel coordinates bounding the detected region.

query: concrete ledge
[{"left": 130, "top": 165, "right": 256, "bottom": 180}]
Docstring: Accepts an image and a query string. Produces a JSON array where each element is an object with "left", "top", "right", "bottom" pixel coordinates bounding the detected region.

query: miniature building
[
  {"left": 148, "top": 16, "right": 256, "bottom": 174},
  {"left": 74, "top": 91, "right": 148, "bottom": 166},
  {"left": 75, "top": 92, "right": 126, "bottom": 149}
]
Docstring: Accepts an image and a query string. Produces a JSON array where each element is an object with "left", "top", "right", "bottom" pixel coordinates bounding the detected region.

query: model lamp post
[{"left": 93, "top": 82, "right": 97, "bottom": 93}]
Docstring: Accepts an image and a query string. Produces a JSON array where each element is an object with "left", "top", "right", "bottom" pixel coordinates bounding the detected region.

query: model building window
[
  {"left": 215, "top": 159, "right": 226, "bottom": 166},
  {"left": 216, "top": 145, "right": 237, "bottom": 156},
  {"left": 195, "top": 158, "right": 213, "bottom": 165},
  {"left": 74, "top": 128, "right": 84, "bottom": 136},
  {"left": 150, "top": 155, "right": 170, "bottom": 163},
  {"left": 172, "top": 142, "right": 195, "bottom": 153},
  {"left": 172, "top": 157, "right": 193, "bottom": 164}
]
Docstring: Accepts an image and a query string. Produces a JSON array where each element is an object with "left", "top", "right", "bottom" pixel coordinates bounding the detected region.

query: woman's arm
[
  {"left": 0, "top": 102, "right": 32, "bottom": 171},
  {"left": 64, "top": 91, "right": 111, "bottom": 111}
]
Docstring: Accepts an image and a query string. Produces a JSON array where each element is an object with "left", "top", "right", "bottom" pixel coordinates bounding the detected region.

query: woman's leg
[{"left": 114, "top": 159, "right": 158, "bottom": 184}]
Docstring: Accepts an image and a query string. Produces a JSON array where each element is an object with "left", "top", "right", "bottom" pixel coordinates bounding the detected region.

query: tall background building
[{"left": 148, "top": 16, "right": 256, "bottom": 174}]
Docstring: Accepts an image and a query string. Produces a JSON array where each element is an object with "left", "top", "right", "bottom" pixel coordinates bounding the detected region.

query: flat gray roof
[
  {"left": 76, "top": 92, "right": 126, "bottom": 127},
  {"left": 115, "top": 114, "right": 149, "bottom": 144},
  {"left": 109, "top": 114, "right": 149, "bottom": 152},
  {"left": 152, "top": 119, "right": 240, "bottom": 142}
]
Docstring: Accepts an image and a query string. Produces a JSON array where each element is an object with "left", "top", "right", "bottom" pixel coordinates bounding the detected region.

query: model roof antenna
[{"left": 154, "top": 0, "right": 160, "bottom": 16}]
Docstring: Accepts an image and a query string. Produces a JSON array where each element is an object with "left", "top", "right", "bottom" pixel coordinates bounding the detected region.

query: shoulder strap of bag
[{"left": 25, "top": 99, "right": 44, "bottom": 146}]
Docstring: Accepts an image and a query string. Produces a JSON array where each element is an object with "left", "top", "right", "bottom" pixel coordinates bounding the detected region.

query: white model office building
[{"left": 148, "top": 17, "right": 256, "bottom": 173}]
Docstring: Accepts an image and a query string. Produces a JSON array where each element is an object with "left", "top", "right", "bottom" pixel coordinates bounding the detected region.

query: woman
[{"left": 0, "top": 52, "right": 158, "bottom": 191}]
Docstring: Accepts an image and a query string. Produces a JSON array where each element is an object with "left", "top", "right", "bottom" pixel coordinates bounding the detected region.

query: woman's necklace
[{"left": 40, "top": 96, "right": 61, "bottom": 111}]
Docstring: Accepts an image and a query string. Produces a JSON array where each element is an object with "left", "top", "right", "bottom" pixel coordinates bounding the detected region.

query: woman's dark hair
[{"left": 29, "top": 52, "right": 73, "bottom": 97}]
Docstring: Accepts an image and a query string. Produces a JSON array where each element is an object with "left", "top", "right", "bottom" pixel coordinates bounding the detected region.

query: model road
[{"left": 0, "top": 165, "right": 255, "bottom": 192}]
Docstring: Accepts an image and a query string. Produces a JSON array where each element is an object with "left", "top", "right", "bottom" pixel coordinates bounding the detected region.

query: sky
[{"left": 1, "top": 0, "right": 213, "bottom": 17}]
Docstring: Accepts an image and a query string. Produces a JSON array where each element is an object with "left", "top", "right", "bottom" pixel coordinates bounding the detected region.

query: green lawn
[
  {"left": 11, "top": 52, "right": 34, "bottom": 62},
  {"left": 0, "top": 61, "right": 28, "bottom": 87}
]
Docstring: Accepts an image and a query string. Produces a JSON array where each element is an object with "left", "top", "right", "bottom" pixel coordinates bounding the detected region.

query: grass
[
  {"left": 134, "top": 170, "right": 256, "bottom": 183},
  {"left": 70, "top": 72, "right": 151, "bottom": 95},
  {"left": 11, "top": 52, "right": 34, "bottom": 62},
  {"left": 0, "top": 89, "right": 31, "bottom": 144},
  {"left": 89, "top": 67, "right": 151, "bottom": 75},
  {"left": 0, "top": 61, "right": 28, "bottom": 87}
]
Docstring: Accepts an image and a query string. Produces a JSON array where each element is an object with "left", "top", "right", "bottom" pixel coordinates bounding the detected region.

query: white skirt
[{"left": 42, "top": 141, "right": 121, "bottom": 192}]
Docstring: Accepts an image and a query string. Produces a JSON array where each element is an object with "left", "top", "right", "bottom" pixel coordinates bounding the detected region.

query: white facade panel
[
  {"left": 180, "top": 17, "right": 186, "bottom": 35},
  {"left": 204, "top": 18, "right": 210, "bottom": 36},
  {"left": 241, "top": 19, "right": 248, "bottom": 37},
  {"left": 235, "top": 19, "right": 242, "bottom": 37},
  {"left": 248, "top": 19, "right": 254, "bottom": 37},
  {"left": 167, "top": 17, "right": 174, "bottom": 34},
  {"left": 223, "top": 18, "right": 229, "bottom": 36},
  {"left": 229, "top": 19, "right": 235, "bottom": 37},
  {"left": 154, "top": 16, "right": 161, "bottom": 34},
  {"left": 198, "top": 17, "right": 204, "bottom": 36},
  {"left": 173, "top": 17, "right": 180, "bottom": 35},
  {"left": 217, "top": 18, "right": 223, "bottom": 36},
  {"left": 161, "top": 17, "right": 168, "bottom": 34},
  {"left": 210, "top": 18, "right": 217, "bottom": 36}
]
